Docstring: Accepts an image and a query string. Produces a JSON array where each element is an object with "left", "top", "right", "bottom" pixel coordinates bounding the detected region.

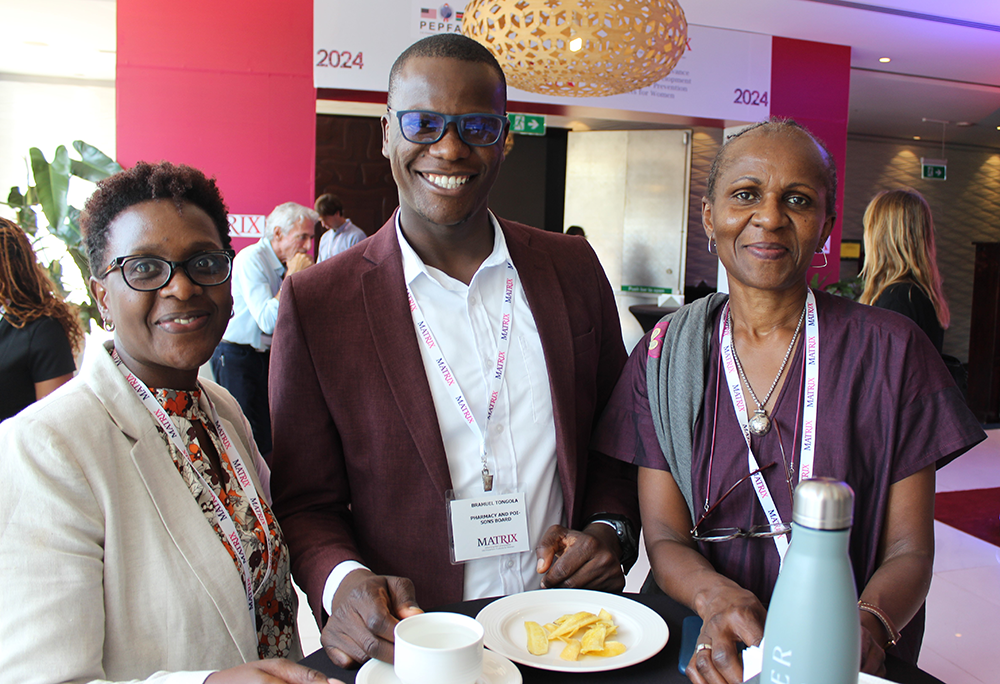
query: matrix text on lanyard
[
  {"left": 111, "top": 349, "right": 272, "bottom": 620},
  {"left": 718, "top": 290, "right": 819, "bottom": 564},
  {"left": 407, "top": 261, "right": 516, "bottom": 492}
]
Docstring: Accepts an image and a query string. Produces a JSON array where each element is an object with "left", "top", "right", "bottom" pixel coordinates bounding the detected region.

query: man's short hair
[
  {"left": 387, "top": 34, "right": 507, "bottom": 109},
  {"left": 264, "top": 202, "right": 319, "bottom": 240},
  {"left": 315, "top": 193, "right": 344, "bottom": 218}
]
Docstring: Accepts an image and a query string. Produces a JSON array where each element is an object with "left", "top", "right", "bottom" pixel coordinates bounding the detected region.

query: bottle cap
[{"left": 792, "top": 478, "right": 855, "bottom": 530}]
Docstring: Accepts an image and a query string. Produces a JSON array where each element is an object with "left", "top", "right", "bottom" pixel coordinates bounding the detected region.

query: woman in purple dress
[{"left": 592, "top": 119, "right": 984, "bottom": 684}]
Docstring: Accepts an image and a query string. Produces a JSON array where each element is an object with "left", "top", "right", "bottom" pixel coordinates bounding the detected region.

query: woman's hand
[
  {"left": 688, "top": 585, "right": 767, "bottom": 684},
  {"left": 860, "top": 621, "right": 888, "bottom": 677},
  {"left": 638, "top": 468, "right": 766, "bottom": 684},
  {"left": 204, "top": 658, "right": 342, "bottom": 683}
]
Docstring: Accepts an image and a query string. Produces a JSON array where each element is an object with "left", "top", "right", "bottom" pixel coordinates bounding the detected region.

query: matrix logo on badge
[{"left": 417, "top": 3, "right": 463, "bottom": 35}]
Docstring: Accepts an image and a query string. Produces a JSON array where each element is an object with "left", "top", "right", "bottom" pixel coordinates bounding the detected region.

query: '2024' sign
[
  {"left": 316, "top": 50, "right": 364, "bottom": 69},
  {"left": 734, "top": 89, "right": 768, "bottom": 106}
]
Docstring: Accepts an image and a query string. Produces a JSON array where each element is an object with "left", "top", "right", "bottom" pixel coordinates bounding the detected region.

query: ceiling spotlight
[
  {"left": 913, "top": 136, "right": 921, "bottom": 140},
  {"left": 879, "top": 57, "right": 891, "bottom": 63},
  {"left": 569, "top": 37, "right": 583, "bottom": 52}
]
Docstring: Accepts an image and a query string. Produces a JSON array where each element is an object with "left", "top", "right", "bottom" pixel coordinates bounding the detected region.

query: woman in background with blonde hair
[
  {"left": 860, "top": 188, "right": 949, "bottom": 352},
  {"left": 0, "top": 217, "right": 84, "bottom": 421}
]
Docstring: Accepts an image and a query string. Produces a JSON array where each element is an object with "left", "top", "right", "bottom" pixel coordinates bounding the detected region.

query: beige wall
[
  {"left": 0, "top": 75, "right": 115, "bottom": 219},
  {"left": 565, "top": 129, "right": 691, "bottom": 352}
]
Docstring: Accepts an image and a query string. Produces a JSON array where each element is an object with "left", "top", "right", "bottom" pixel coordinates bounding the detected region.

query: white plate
[
  {"left": 475, "top": 588, "right": 669, "bottom": 673},
  {"left": 356, "top": 650, "right": 522, "bottom": 684}
]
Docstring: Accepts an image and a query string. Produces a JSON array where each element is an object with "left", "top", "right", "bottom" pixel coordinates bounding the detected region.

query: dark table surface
[{"left": 301, "top": 593, "right": 943, "bottom": 684}]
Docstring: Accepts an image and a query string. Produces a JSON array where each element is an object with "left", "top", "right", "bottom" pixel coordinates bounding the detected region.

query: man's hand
[
  {"left": 534, "top": 523, "right": 624, "bottom": 592},
  {"left": 205, "top": 658, "right": 342, "bottom": 683},
  {"left": 286, "top": 252, "right": 314, "bottom": 276},
  {"left": 321, "top": 569, "right": 423, "bottom": 668}
]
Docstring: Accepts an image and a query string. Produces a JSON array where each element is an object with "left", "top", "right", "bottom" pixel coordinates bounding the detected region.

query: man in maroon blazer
[{"left": 269, "top": 34, "right": 638, "bottom": 668}]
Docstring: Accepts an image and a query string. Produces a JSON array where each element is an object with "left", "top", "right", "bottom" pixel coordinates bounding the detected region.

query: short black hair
[
  {"left": 82, "top": 161, "right": 231, "bottom": 275},
  {"left": 706, "top": 117, "right": 838, "bottom": 216},
  {"left": 315, "top": 193, "right": 344, "bottom": 217},
  {"left": 387, "top": 34, "right": 507, "bottom": 109}
]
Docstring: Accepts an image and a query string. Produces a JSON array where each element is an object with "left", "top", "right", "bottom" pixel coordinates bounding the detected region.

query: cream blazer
[{"left": 0, "top": 340, "right": 300, "bottom": 684}]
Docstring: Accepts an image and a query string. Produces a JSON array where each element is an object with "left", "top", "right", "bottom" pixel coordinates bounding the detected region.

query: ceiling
[{"left": 2, "top": 0, "right": 999, "bottom": 148}]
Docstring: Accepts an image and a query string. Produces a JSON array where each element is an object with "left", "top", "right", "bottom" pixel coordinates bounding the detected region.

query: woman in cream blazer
[{"left": 0, "top": 161, "right": 334, "bottom": 684}]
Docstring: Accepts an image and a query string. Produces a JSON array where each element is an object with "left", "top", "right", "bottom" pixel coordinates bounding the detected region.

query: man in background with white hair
[{"left": 211, "top": 201, "right": 316, "bottom": 459}]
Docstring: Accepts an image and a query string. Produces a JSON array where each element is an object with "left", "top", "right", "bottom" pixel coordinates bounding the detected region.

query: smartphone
[{"left": 678, "top": 615, "right": 703, "bottom": 675}]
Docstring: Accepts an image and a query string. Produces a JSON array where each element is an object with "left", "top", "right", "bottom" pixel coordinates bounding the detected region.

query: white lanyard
[
  {"left": 111, "top": 349, "right": 271, "bottom": 619},
  {"left": 719, "top": 289, "right": 819, "bottom": 563},
  {"left": 407, "top": 261, "right": 517, "bottom": 492}
]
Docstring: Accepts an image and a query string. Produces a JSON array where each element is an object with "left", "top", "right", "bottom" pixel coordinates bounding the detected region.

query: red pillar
[
  {"left": 770, "top": 37, "right": 852, "bottom": 286},
  {"left": 116, "top": 0, "right": 316, "bottom": 249}
]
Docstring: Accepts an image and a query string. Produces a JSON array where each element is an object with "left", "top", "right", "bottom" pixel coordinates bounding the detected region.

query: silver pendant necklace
[{"left": 729, "top": 301, "right": 807, "bottom": 437}]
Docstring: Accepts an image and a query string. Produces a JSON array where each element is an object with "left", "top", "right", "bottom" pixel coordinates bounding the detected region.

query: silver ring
[{"left": 696, "top": 643, "right": 712, "bottom": 653}]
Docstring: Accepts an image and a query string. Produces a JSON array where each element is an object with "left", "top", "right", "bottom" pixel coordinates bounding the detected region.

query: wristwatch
[{"left": 586, "top": 514, "right": 639, "bottom": 572}]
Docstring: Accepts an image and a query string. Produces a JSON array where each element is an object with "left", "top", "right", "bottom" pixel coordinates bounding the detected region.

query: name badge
[{"left": 447, "top": 491, "right": 531, "bottom": 563}]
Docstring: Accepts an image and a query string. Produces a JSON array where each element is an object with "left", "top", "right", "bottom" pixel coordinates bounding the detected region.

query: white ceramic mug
[{"left": 394, "top": 612, "right": 485, "bottom": 684}]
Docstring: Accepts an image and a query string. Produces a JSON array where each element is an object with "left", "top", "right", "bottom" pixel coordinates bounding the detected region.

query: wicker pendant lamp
[{"left": 462, "top": 0, "right": 688, "bottom": 97}]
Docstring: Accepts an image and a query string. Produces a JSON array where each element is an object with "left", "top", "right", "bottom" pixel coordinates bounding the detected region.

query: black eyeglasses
[
  {"left": 100, "top": 250, "right": 236, "bottom": 292},
  {"left": 389, "top": 108, "right": 507, "bottom": 147},
  {"left": 690, "top": 461, "right": 792, "bottom": 542}
]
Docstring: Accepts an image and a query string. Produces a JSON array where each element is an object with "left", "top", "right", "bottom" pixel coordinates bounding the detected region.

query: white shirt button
[{"left": 495, "top": 424, "right": 504, "bottom": 433}]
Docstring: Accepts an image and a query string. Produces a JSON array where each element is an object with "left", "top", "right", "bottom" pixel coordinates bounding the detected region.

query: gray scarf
[{"left": 644, "top": 292, "right": 729, "bottom": 521}]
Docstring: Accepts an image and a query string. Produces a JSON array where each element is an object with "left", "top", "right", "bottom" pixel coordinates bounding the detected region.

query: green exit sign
[
  {"left": 921, "top": 157, "right": 947, "bottom": 181},
  {"left": 508, "top": 113, "right": 546, "bottom": 136}
]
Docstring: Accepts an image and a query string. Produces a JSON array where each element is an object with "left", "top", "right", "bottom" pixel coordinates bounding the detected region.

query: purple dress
[{"left": 592, "top": 291, "right": 985, "bottom": 663}]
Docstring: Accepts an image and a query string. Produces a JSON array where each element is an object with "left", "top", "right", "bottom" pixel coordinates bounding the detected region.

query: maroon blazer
[{"left": 269, "top": 216, "right": 637, "bottom": 619}]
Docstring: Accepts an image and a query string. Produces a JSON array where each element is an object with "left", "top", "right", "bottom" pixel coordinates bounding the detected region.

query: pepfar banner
[{"left": 314, "top": 0, "right": 771, "bottom": 123}]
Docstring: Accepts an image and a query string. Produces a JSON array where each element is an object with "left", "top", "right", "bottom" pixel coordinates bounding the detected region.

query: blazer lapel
[
  {"left": 361, "top": 222, "right": 453, "bottom": 499},
  {"left": 501, "top": 221, "right": 579, "bottom": 519},
  {"left": 128, "top": 429, "right": 258, "bottom": 661},
  {"left": 81, "top": 343, "right": 258, "bottom": 661}
]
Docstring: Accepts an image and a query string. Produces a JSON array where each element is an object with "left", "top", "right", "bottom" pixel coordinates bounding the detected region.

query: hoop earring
[
  {"left": 813, "top": 250, "right": 828, "bottom": 268},
  {"left": 102, "top": 319, "right": 115, "bottom": 332},
  {"left": 708, "top": 237, "right": 717, "bottom": 255}
]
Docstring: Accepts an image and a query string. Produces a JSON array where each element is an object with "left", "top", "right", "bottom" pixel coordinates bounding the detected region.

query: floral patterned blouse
[{"left": 152, "top": 387, "right": 296, "bottom": 659}]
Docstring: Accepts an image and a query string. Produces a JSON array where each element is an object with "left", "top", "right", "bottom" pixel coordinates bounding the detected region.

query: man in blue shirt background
[{"left": 211, "top": 201, "right": 316, "bottom": 458}]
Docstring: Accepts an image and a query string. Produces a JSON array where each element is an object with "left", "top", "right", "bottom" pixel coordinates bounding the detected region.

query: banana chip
[
  {"left": 559, "top": 637, "right": 582, "bottom": 661},
  {"left": 524, "top": 621, "right": 549, "bottom": 655},
  {"left": 524, "top": 609, "right": 626, "bottom": 660}
]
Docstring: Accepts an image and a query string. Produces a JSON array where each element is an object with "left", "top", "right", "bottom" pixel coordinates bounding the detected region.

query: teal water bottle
[{"left": 761, "top": 478, "right": 860, "bottom": 684}]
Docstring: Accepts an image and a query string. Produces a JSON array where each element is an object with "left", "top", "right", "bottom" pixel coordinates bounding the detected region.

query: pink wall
[
  {"left": 771, "top": 37, "right": 852, "bottom": 287},
  {"left": 116, "top": 0, "right": 316, "bottom": 251}
]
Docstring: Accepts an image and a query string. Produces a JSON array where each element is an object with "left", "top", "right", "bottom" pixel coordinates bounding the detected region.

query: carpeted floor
[{"left": 934, "top": 487, "right": 1000, "bottom": 547}]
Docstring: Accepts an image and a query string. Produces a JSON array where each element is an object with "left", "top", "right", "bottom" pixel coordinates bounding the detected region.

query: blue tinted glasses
[{"left": 391, "top": 109, "right": 506, "bottom": 147}]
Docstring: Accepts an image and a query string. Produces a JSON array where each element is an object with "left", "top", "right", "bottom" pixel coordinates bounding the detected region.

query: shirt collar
[
  {"left": 396, "top": 210, "right": 509, "bottom": 288},
  {"left": 261, "top": 236, "right": 285, "bottom": 276}
]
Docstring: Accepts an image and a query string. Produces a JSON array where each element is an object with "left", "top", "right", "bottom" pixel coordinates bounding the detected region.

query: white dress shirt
[
  {"left": 317, "top": 219, "right": 366, "bottom": 262},
  {"left": 223, "top": 237, "right": 284, "bottom": 352},
  {"left": 323, "top": 212, "right": 562, "bottom": 612}
]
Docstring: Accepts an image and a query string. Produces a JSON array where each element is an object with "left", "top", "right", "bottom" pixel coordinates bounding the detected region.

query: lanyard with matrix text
[
  {"left": 112, "top": 349, "right": 272, "bottom": 620},
  {"left": 407, "top": 261, "right": 517, "bottom": 492},
  {"left": 719, "top": 289, "right": 819, "bottom": 563}
]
